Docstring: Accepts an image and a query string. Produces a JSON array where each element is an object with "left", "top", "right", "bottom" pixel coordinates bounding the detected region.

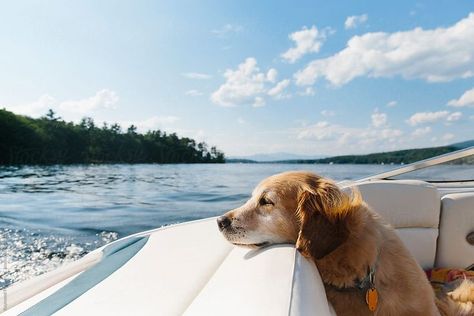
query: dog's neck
[{"left": 314, "top": 207, "right": 381, "bottom": 289}]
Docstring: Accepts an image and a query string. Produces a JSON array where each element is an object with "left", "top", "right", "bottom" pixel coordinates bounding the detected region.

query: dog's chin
[{"left": 230, "top": 241, "right": 270, "bottom": 249}]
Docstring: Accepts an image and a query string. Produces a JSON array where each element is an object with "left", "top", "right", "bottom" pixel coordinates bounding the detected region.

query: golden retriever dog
[{"left": 217, "top": 171, "right": 474, "bottom": 316}]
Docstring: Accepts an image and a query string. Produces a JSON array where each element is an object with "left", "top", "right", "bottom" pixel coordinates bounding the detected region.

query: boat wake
[{"left": 0, "top": 228, "right": 118, "bottom": 289}]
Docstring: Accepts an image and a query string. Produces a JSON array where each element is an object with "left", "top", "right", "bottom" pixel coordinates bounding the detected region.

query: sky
[{"left": 1, "top": 0, "right": 474, "bottom": 157}]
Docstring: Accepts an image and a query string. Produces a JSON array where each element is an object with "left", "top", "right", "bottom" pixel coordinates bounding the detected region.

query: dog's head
[{"left": 217, "top": 171, "right": 362, "bottom": 259}]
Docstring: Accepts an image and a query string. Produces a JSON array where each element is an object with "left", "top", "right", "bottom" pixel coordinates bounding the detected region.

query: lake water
[{"left": 0, "top": 163, "right": 394, "bottom": 288}]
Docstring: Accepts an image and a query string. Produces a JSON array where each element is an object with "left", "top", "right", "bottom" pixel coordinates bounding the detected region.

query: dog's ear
[{"left": 295, "top": 181, "right": 360, "bottom": 260}]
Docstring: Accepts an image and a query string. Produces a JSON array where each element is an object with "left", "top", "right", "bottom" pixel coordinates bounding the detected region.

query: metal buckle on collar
[
  {"left": 355, "top": 266, "right": 375, "bottom": 290},
  {"left": 369, "top": 266, "right": 375, "bottom": 286}
]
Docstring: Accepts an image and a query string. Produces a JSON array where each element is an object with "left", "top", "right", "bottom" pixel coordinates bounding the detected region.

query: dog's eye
[{"left": 259, "top": 196, "right": 274, "bottom": 206}]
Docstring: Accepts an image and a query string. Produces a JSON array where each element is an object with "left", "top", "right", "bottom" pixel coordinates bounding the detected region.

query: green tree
[{"left": 0, "top": 109, "right": 226, "bottom": 165}]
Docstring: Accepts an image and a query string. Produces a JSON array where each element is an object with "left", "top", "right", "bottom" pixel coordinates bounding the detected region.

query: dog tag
[{"left": 365, "top": 287, "right": 378, "bottom": 312}]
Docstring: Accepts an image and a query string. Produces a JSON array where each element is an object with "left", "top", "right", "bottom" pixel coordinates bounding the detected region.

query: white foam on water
[{"left": 0, "top": 228, "right": 118, "bottom": 289}]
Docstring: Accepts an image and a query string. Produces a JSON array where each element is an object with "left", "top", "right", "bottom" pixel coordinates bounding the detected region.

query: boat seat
[
  {"left": 352, "top": 180, "right": 440, "bottom": 269},
  {"left": 436, "top": 192, "right": 474, "bottom": 268}
]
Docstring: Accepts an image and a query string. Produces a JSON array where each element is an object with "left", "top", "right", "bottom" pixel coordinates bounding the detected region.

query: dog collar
[
  {"left": 355, "top": 266, "right": 376, "bottom": 290},
  {"left": 359, "top": 266, "right": 378, "bottom": 312},
  {"left": 326, "top": 265, "right": 376, "bottom": 290},
  {"left": 326, "top": 265, "right": 379, "bottom": 312}
]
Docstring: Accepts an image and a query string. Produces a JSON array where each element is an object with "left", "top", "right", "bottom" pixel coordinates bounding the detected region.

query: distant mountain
[
  {"left": 310, "top": 146, "right": 455, "bottom": 165},
  {"left": 227, "top": 140, "right": 473, "bottom": 164},
  {"left": 229, "top": 152, "right": 325, "bottom": 162},
  {"left": 281, "top": 140, "right": 473, "bottom": 165}
]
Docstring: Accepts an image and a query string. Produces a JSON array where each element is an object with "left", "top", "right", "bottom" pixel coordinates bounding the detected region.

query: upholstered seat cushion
[
  {"left": 436, "top": 193, "right": 474, "bottom": 268},
  {"left": 353, "top": 180, "right": 440, "bottom": 228},
  {"left": 352, "top": 180, "right": 440, "bottom": 269}
]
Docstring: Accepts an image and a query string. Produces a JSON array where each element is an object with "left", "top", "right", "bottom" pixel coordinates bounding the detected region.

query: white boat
[{"left": 2, "top": 148, "right": 474, "bottom": 315}]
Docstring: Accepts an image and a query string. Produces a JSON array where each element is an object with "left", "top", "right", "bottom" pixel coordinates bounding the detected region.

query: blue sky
[{"left": 1, "top": 1, "right": 474, "bottom": 156}]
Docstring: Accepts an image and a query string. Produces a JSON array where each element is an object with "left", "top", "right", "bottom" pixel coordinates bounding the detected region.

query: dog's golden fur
[{"left": 218, "top": 171, "right": 474, "bottom": 316}]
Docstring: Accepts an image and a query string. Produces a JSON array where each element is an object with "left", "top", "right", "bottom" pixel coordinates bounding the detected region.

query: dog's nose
[{"left": 217, "top": 216, "right": 231, "bottom": 230}]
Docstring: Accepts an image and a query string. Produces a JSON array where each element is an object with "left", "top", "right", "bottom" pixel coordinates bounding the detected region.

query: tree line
[
  {"left": 273, "top": 146, "right": 468, "bottom": 165},
  {"left": 312, "top": 147, "right": 457, "bottom": 164},
  {"left": 0, "top": 109, "right": 225, "bottom": 164}
]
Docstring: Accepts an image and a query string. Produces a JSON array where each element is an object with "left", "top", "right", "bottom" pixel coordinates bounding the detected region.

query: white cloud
[
  {"left": 211, "top": 57, "right": 281, "bottom": 107},
  {"left": 253, "top": 96, "right": 266, "bottom": 107},
  {"left": 448, "top": 87, "right": 474, "bottom": 107},
  {"left": 297, "top": 121, "right": 403, "bottom": 145},
  {"left": 4, "top": 91, "right": 183, "bottom": 136},
  {"left": 5, "top": 89, "right": 119, "bottom": 118},
  {"left": 321, "top": 110, "right": 335, "bottom": 117},
  {"left": 378, "top": 128, "right": 403, "bottom": 140},
  {"left": 211, "top": 24, "right": 243, "bottom": 38},
  {"left": 120, "top": 116, "right": 180, "bottom": 133},
  {"left": 406, "top": 111, "right": 450, "bottom": 126},
  {"left": 237, "top": 117, "right": 246, "bottom": 124},
  {"left": 298, "top": 87, "right": 316, "bottom": 96},
  {"left": 5, "top": 94, "right": 56, "bottom": 117},
  {"left": 406, "top": 110, "right": 462, "bottom": 126},
  {"left": 59, "top": 89, "right": 119, "bottom": 114},
  {"left": 181, "top": 72, "right": 212, "bottom": 80},
  {"left": 344, "top": 14, "right": 368, "bottom": 30},
  {"left": 267, "top": 79, "right": 290, "bottom": 99},
  {"left": 281, "top": 26, "right": 326, "bottom": 63},
  {"left": 185, "top": 89, "right": 203, "bottom": 97},
  {"left": 295, "top": 13, "right": 474, "bottom": 86},
  {"left": 441, "top": 133, "right": 455, "bottom": 141},
  {"left": 412, "top": 126, "right": 431, "bottom": 137},
  {"left": 266, "top": 69, "right": 278, "bottom": 83},
  {"left": 446, "top": 111, "right": 462, "bottom": 122},
  {"left": 386, "top": 101, "right": 397, "bottom": 107},
  {"left": 297, "top": 121, "right": 334, "bottom": 140},
  {"left": 371, "top": 110, "right": 387, "bottom": 127}
]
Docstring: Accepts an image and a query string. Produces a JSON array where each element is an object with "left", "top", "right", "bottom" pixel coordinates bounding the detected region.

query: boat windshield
[{"left": 388, "top": 153, "right": 474, "bottom": 182}]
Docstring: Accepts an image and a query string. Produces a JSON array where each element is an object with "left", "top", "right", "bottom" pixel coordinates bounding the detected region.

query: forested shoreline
[
  {"left": 228, "top": 141, "right": 474, "bottom": 164},
  {"left": 299, "top": 146, "right": 463, "bottom": 164},
  {"left": 0, "top": 109, "right": 225, "bottom": 164}
]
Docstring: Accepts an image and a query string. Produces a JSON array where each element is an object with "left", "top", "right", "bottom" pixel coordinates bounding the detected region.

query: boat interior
[{"left": 2, "top": 148, "right": 473, "bottom": 315}]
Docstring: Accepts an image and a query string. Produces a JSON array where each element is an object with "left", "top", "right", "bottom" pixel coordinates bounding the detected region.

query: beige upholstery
[
  {"left": 396, "top": 228, "right": 439, "bottom": 269},
  {"left": 353, "top": 180, "right": 440, "bottom": 269},
  {"left": 436, "top": 193, "right": 474, "bottom": 268}
]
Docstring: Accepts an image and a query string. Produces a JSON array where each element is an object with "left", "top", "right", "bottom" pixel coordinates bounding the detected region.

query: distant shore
[
  {"left": 2, "top": 108, "right": 472, "bottom": 166},
  {"left": 227, "top": 141, "right": 474, "bottom": 165}
]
